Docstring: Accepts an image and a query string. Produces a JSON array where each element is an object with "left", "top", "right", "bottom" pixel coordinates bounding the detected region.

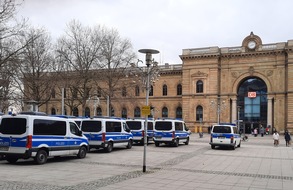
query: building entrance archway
[{"left": 237, "top": 77, "right": 267, "bottom": 134}]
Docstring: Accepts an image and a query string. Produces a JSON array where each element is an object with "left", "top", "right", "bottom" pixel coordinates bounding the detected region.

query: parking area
[{"left": 1, "top": 134, "right": 293, "bottom": 190}]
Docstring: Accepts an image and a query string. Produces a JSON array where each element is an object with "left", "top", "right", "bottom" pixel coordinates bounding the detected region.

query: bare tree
[
  {"left": 0, "top": 0, "right": 33, "bottom": 113},
  {"left": 12, "top": 26, "right": 55, "bottom": 110},
  {"left": 97, "top": 28, "right": 136, "bottom": 116},
  {"left": 56, "top": 20, "right": 104, "bottom": 115},
  {"left": 55, "top": 20, "right": 136, "bottom": 116}
]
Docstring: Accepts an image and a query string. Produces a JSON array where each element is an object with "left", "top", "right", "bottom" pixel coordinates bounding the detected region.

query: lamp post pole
[{"left": 138, "top": 49, "right": 159, "bottom": 173}]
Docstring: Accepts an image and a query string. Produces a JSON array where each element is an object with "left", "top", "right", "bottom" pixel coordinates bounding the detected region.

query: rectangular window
[
  {"left": 244, "top": 96, "right": 260, "bottom": 117},
  {"left": 147, "top": 122, "right": 153, "bottom": 130},
  {"left": 212, "top": 126, "right": 231, "bottom": 133},
  {"left": 106, "top": 121, "right": 121, "bottom": 132},
  {"left": 155, "top": 121, "right": 172, "bottom": 131},
  {"left": 175, "top": 122, "right": 183, "bottom": 131},
  {"left": 81, "top": 120, "right": 102, "bottom": 132},
  {"left": 33, "top": 119, "right": 66, "bottom": 136},
  {"left": 126, "top": 121, "right": 141, "bottom": 130},
  {"left": 0, "top": 118, "right": 27, "bottom": 135}
]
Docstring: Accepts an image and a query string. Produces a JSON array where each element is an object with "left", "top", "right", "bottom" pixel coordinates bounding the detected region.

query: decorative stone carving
[
  {"left": 191, "top": 71, "right": 208, "bottom": 77},
  {"left": 231, "top": 71, "right": 238, "bottom": 78},
  {"left": 266, "top": 70, "right": 273, "bottom": 77},
  {"left": 249, "top": 66, "right": 254, "bottom": 75}
]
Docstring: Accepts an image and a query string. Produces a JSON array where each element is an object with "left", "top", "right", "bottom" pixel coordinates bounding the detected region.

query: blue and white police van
[
  {"left": 0, "top": 113, "right": 89, "bottom": 164},
  {"left": 80, "top": 117, "right": 133, "bottom": 152},
  {"left": 153, "top": 118, "right": 190, "bottom": 147},
  {"left": 209, "top": 124, "right": 241, "bottom": 150},
  {"left": 126, "top": 118, "right": 154, "bottom": 144}
]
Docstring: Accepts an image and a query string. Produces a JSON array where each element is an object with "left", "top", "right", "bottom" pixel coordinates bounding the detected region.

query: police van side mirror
[{"left": 78, "top": 130, "right": 83, "bottom": 136}]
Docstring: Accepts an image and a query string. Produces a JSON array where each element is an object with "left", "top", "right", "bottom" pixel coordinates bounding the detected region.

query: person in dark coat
[
  {"left": 284, "top": 130, "right": 291, "bottom": 147},
  {"left": 260, "top": 126, "right": 264, "bottom": 137}
]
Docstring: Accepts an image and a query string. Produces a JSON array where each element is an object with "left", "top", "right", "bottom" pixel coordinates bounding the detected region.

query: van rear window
[
  {"left": 33, "top": 119, "right": 66, "bottom": 136},
  {"left": 81, "top": 121, "right": 102, "bottom": 132},
  {"left": 0, "top": 118, "right": 27, "bottom": 135},
  {"left": 212, "top": 126, "right": 232, "bottom": 133},
  {"left": 148, "top": 122, "right": 153, "bottom": 130},
  {"left": 155, "top": 121, "right": 172, "bottom": 131},
  {"left": 126, "top": 121, "right": 141, "bottom": 130}
]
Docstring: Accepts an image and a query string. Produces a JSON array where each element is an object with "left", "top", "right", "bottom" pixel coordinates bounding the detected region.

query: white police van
[
  {"left": 80, "top": 117, "right": 133, "bottom": 152},
  {"left": 153, "top": 118, "right": 190, "bottom": 147},
  {"left": 0, "top": 113, "right": 89, "bottom": 164},
  {"left": 209, "top": 124, "right": 241, "bottom": 150},
  {"left": 126, "top": 118, "right": 154, "bottom": 145}
]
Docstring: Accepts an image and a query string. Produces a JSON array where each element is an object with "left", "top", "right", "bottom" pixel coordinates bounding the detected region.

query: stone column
[
  {"left": 267, "top": 97, "right": 273, "bottom": 131},
  {"left": 231, "top": 98, "right": 237, "bottom": 123}
]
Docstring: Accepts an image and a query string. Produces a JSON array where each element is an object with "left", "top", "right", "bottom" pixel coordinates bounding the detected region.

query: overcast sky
[{"left": 16, "top": 0, "right": 293, "bottom": 64}]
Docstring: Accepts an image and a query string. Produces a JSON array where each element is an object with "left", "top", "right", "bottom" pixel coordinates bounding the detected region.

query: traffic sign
[{"left": 141, "top": 106, "right": 150, "bottom": 116}]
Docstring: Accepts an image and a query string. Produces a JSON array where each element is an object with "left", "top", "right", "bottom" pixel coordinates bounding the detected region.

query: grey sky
[{"left": 16, "top": 0, "right": 293, "bottom": 64}]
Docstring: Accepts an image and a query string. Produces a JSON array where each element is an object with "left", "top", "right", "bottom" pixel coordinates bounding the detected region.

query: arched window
[
  {"left": 73, "top": 107, "right": 79, "bottom": 117},
  {"left": 134, "top": 107, "right": 141, "bottom": 117},
  {"left": 51, "top": 89, "right": 55, "bottom": 99},
  {"left": 122, "top": 87, "right": 127, "bottom": 97},
  {"left": 196, "top": 80, "right": 203, "bottom": 93},
  {"left": 162, "top": 107, "right": 168, "bottom": 118},
  {"left": 85, "top": 107, "right": 90, "bottom": 117},
  {"left": 177, "top": 84, "right": 182, "bottom": 95},
  {"left": 163, "top": 84, "right": 167, "bottom": 96},
  {"left": 121, "top": 108, "right": 127, "bottom": 118},
  {"left": 135, "top": 85, "right": 140, "bottom": 96},
  {"left": 196, "top": 106, "right": 203, "bottom": 121},
  {"left": 97, "top": 107, "right": 102, "bottom": 116},
  {"left": 176, "top": 107, "right": 182, "bottom": 119},
  {"left": 51, "top": 108, "right": 56, "bottom": 115},
  {"left": 149, "top": 85, "right": 153, "bottom": 96}
]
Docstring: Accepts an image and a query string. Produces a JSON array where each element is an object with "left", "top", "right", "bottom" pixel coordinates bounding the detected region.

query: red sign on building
[{"left": 248, "top": 92, "right": 256, "bottom": 98}]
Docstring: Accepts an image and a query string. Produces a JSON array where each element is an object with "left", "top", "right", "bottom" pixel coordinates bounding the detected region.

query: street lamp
[
  {"left": 210, "top": 96, "right": 226, "bottom": 124},
  {"left": 138, "top": 48, "right": 159, "bottom": 173}
]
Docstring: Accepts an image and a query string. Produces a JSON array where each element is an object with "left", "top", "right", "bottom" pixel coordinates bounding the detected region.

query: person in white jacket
[{"left": 273, "top": 131, "right": 280, "bottom": 146}]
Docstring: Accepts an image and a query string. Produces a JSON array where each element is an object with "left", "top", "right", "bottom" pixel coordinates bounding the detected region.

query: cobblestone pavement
[{"left": 1, "top": 133, "right": 293, "bottom": 190}]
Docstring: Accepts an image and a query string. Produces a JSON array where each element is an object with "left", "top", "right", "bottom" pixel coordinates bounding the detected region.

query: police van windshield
[
  {"left": 0, "top": 118, "right": 27, "bottom": 135},
  {"left": 81, "top": 120, "right": 102, "bottom": 132},
  {"left": 126, "top": 121, "right": 141, "bottom": 130},
  {"left": 213, "top": 126, "right": 232, "bottom": 133},
  {"left": 155, "top": 121, "right": 172, "bottom": 131}
]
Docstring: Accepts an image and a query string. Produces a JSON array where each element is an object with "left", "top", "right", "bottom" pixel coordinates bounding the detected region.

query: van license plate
[
  {"left": 0, "top": 146, "right": 9, "bottom": 151},
  {"left": 218, "top": 137, "right": 225, "bottom": 139},
  {"left": 155, "top": 136, "right": 162, "bottom": 139}
]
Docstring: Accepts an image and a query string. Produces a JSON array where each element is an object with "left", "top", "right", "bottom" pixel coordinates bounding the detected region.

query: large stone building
[{"left": 39, "top": 32, "right": 293, "bottom": 133}]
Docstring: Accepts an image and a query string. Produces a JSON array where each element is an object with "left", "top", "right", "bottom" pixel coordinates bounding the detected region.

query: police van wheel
[
  {"left": 155, "top": 142, "right": 160, "bottom": 147},
  {"left": 211, "top": 145, "right": 215, "bottom": 149},
  {"left": 237, "top": 141, "right": 241, "bottom": 148},
  {"left": 231, "top": 143, "right": 236, "bottom": 150},
  {"left": 127, "top": 140, "right": 133, "bottom": 149},
  {"left": 184, "top": 137, "right": 189, "bottom": 145},
  {"left": 174, "top": 139, "right": 179, "bottom": 147},
  {"left": 77, "top": 146, "right": 87, "bottom": 159},
  {"left": 34, "top": 150, "right": 48, "bottom": 165},
  {"left": 6, "top": 156, "right": 18, "bottom": 164},
  {"left": 105, "top": 142, "right": 113, "bottom": 153}
]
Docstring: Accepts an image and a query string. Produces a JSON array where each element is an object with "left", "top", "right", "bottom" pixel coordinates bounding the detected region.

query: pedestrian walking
[
  {"left": 254, "top": 128, "right": 258, "bottom": 137},
  {"left": 260, "top": 126, "right": 264, "bottom": 137},
  {"left": 273, "top": 131, "right": 279, "bottom": 147},
  {"left": 284, "top": 130, "right": 291, "bottom": 147}
]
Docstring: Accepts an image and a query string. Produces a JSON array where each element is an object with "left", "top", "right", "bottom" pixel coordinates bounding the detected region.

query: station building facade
[{"left": 39, "top": 32, "right": 293, "bottom": 133}]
